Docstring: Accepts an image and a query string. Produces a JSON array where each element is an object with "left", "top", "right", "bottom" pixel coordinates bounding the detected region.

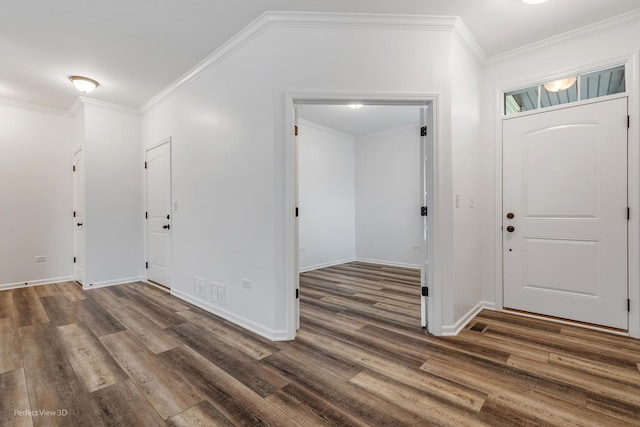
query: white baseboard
[
  {"left": 355, "top": 257, "right": 421, "bottom": 270},
  {"left": 441, "top": 301, "right": 496, "bottom": 336},
  {"left": 0, "top": 276, "right": 74, "bottom": 291},
  {"left": 299, "top": 257, "right": 356, "bottom": 273},
  {"left": 83, "top": 276, "right": 145, "bottom": 290},
  {"left": 171, "top": 288, "right": 288, "bottom": 341}
]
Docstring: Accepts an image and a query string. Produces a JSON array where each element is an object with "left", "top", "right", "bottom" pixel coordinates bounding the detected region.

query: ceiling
[
  {"left": 2, "top": 0, "right": 639, "bottom": 110},
  {"left": 298, "top": 104, "right": 422, "bottom": 137}
]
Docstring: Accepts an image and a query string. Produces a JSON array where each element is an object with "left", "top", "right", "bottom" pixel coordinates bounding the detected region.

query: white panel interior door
[
  {"left": 146, "top": 142, "right": 172, "bottom": 287},
  {"left": 503, "top": 98, "right": 628, "bottom": 330},
  {"left": 72, "top": 149, "right": 85, "bottom": 284}
]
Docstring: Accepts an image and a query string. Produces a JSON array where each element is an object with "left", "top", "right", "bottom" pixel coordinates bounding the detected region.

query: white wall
[
  {"left": 298, "top": 120, "right": 355, "bottom": 271},
  {"left": 355, "top": 125, "right": 421, "bottom": 268},
  {"left": 0, "top": 102, "right": 73, "bottom": 288},
  {"left": 83, "top": 102, "right": 144, "bottom": 287},
  {"left": 141, "top": 17, "right": 469, "bottom": 338},
  {"left": 449, "top": 37, "right": 484, "bottom": 326}
]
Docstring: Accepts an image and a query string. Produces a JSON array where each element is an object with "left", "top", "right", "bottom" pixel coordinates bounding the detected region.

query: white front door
[
  {"left": 503, "top": 98, "right": 628, "bottom": 330},
  {"left": 72, "top": 148, "right": 85, "bottom": 284},
  {"left": 146, "top": 141, "right": 172, "bottom": 287}
]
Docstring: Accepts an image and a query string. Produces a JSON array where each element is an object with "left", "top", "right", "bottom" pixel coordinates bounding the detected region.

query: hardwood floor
[{"left": 1, "top": 262, "right": 640, "bottom": 426}]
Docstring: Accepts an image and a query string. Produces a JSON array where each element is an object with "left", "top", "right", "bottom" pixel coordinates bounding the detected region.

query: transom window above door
[{"left": 504, "top": 64, "right": 626, "bottom": 115}]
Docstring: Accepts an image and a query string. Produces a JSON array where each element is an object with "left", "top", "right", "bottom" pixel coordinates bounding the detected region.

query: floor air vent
[{"left": 469, "top": 322, "right": 488, "bottom": 333}]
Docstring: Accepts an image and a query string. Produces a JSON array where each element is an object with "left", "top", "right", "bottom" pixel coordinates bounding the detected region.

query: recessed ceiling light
[
  {"left": 521, "top": 0, "right": 548, "bottom": 4},
  {"left": 69, "top": 76, "right": 99, "bottom": 93},
  {"left": 347, "top": 104, "right": 363, "bottom": 110}
]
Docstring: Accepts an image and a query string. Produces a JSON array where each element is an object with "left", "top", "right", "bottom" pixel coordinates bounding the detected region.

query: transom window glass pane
[
  {"left": 504, "top": 86, "right": 538, "bottom": 115},
  {"left": 504, "top": 65, "right": 626, "bottom": 116},
  {"left": 541, "top": 77, "right": 578, "bottom": 108},
  {"left": 580, "top": 65, "right": 625, "bottom": 100}
]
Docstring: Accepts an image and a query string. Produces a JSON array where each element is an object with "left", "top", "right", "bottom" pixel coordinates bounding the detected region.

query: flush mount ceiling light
[
  {"left": 69, "top": 76, "right": 99, "bottom": 93},
  {"left": 521, "top": 0, "right": 548, "bottom": 4},
  {"left": 543, "top": 77, "right": 577, "bottom": 92},
  {"left": 347, "top": 104, "right": 363, "bottom": 110}
]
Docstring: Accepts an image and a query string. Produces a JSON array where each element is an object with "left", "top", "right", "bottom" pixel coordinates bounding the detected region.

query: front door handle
[
  {"left": 506, "top": 225, "right": 515, "bottom": 233},
  {"left": 162, "top": 224, "right": 170, "bottom": 230},
  {"left": 77, "top": 222, "right": 83, "bottom": 227}
]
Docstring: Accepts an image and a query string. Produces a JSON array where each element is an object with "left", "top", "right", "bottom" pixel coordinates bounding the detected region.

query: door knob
[
  {"left": 77, "top": 222, "right": 83, "bottom": 227},
  {"left": 506, "top": 225, "right": 515, "bottom": 233},
  {"left": 162, "top": 224, "right": 170, "bottom": 230},
  {"left": 506, "top": 212, "right": 515, "bottom": 219}
]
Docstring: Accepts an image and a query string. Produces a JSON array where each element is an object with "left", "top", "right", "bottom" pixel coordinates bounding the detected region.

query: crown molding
[
  {"left": 0, "top": 95, "right": 138, "bottom": 117},
  {"left": 298, "top": 118, "right": 356, "bottom": 140},
  {"left": 452, "top": 18, "right": 487, "bottom": 67},
  {"left": 78, "top": 97, "right": 139, "bottom": 115},
  {"left": 486, "top": 8, "right": 640, "bottom": 66},
  {"left": 140, "top": 11, "right": 484, "bottom": 113},
  {"left": 68, "top": 97, "right": 84, "bottom": 117},
  {"left": 0, "top": 97, "right": 69, "bottom": 116}
]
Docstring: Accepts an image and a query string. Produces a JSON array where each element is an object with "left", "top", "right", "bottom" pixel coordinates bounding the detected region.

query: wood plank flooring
[{"left": 1, "top": 263, "right": 640, "bottom": 425}]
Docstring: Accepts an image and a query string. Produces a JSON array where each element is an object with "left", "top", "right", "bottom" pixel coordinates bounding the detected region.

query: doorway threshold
[
  {"left": 503, "top": 307, "right": 628, "bottom": 336},
  {"left": 146, "top": 280, "right": 170, "bottom": 293}
]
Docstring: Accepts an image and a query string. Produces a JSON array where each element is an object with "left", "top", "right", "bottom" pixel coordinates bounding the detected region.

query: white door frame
[
  {"left": 494, "top": 54, "right": 640, "bottom": 338},
  {"left": 284, "top": 92, "right": 440, "bottom": 340},
  {"left": 144, "top": 137, "right": 173, "bottom": 288},
  {"left": 72, "top": 145, "right": 85, "bottom": 285}
]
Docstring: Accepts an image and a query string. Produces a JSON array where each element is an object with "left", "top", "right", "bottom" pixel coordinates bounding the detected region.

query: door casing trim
[{"left": 284, "top": 91, "right": 439, "bottom": 340}]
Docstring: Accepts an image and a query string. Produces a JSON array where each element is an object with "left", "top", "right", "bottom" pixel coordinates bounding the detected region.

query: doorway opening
[
  {"left": 72, "top": 146, "right": 85, "bottom": 285},
  {"left": 145, "top": 138, "right": 173, "bottom": 289},
  {"left": 284, "top": 94, "right": 437, "bottom": 339}
]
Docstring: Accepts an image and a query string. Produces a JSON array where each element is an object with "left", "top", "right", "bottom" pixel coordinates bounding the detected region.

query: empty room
[{"left": 2, "top": 0, "right": 640, "bottom": 425}]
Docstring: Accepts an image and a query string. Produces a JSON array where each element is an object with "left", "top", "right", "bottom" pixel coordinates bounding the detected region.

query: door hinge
[
  {"left": 72, "top": 165, "right": 76, "bottom": 172},
  {"left": 628, "top": 298, "right": 631, "bottom": 312},
  {"left": 145, "top": 262, "right": 148, "bottom": 269},
  {"left": 144, "top": 161, "right": 147, "bottom": 169},
  {"left": 294, "top": 125, "right": 298, "bottom": 136},
  {"left": 421, "top": 287, "right": 429, "bottom": 297},
  {"left": 628, "top": 115, "right": 630, "bottom": 128},
  {"left": 73, "top": 256, "right": 76, "bottom": 263},
  {"left": 296, "top": 288, "right": 300, "bottom": 299},
  {"left": 421, "top": 126, "right": 427, "bottom": 137},
  {"left": 628, "top": 207, "right": 630, "bottom": 220},
  {"left": 295, "top": 207, "right": 299, "bottom": 217},
  {"left": 73, "top": 211, "right": 76, "bottom": 218},
  {"left": 145, "top": 211, "right": 148, "bottom": 219},
  {"left": 421, "top": 206, "right": 428, "bottom": 217}
]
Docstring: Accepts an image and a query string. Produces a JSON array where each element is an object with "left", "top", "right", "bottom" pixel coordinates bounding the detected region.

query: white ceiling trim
[
  {"left": 487, "top": 8, "right": 640, "bottom": 66},
  {"left": 0, "top": 97, "right": 69, "bottom": 116},
  {"left": 452, "top": 18, "right": 486, "bottom": 67},
  {"left": 298, "top": 118, "right": 356, "bottom": 140},
  {"left": 69, "top": 96, "right": 139, "bottom": 118},
  {"left": 140, "top": 12, "right": 481, "bottom": 113},
  {"left": 77, "top": 97, "right": 139, "bottom": 115}
]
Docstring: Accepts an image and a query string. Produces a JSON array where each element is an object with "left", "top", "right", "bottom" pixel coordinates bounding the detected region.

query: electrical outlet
[
  {"left": 35, "top": 256, "right": 47, "bottom": 262},
  {"left": 242, "top": 279, "right": 251, "bottom": 289}
]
